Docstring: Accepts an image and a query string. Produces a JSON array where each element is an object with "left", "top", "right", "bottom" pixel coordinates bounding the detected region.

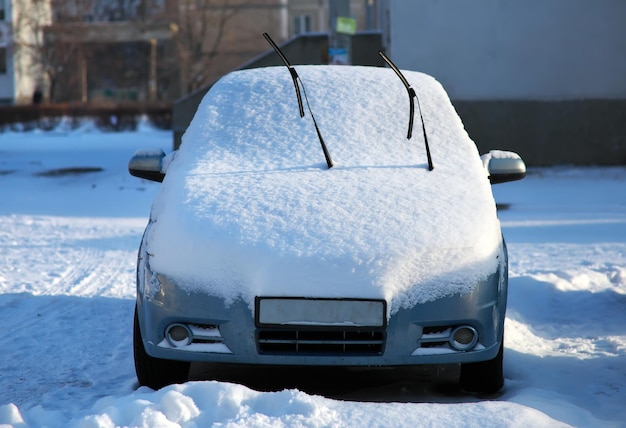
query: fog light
[
  {"left": 165, "top": 324, "right": 192, "bottom": 347},
  {"left": 449, "top": 326, "right": 478, "bottom": 351}
]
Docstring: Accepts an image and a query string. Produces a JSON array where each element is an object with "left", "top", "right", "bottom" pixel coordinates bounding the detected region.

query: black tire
[
  {"left": 460, "top": 340, "right": 504, "bottom": 394},
  {"left": 133, "top": 305, "right": 190, "bottom": 390}
]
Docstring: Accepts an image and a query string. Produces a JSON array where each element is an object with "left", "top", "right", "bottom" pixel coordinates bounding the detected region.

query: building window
[
  {"left": 0, "top": 47, "right": 6, "bottom": 74},
  {"left": 0, "top": 1, "right": 5, "bottom": 21},
  {"left": 293, "top": 15, "right": 311, "bottom": 35}
]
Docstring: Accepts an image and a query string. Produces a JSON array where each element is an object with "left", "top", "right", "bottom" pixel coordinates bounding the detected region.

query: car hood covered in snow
[{"left": 147, "top": 65, "right": 502, "bottom": 315}]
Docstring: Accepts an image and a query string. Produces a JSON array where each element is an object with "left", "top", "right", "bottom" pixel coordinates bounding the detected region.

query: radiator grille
[{"left": 257, "top": 329, "right": 385, "bottom": 355}]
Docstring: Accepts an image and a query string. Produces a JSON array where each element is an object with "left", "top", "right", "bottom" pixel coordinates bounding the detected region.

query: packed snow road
[{"left": 0, "top": 125, "right": 625, "bottom": 427}]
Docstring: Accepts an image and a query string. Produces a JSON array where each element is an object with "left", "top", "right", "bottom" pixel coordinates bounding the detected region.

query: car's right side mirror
[{"left": 482, "top": 150, "right": 527, "bottom": 184}]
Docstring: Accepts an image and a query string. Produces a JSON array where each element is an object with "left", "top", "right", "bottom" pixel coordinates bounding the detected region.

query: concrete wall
[
  {"left": 455, "top": 100, "right": 626, "bottom": 166},
  {"left": 387, "top": 0, "right": 626, "bottom": 166},
  {"left": 389, "top": 0, "right": 626, "bottom": 100}
]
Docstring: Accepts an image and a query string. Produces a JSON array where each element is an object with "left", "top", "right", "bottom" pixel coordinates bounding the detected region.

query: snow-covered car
[{"left": 128, "top": 60, "right": 526, "bottom": 394}]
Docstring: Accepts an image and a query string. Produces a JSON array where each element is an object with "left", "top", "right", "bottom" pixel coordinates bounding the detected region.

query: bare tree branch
[{"left": 173, "top": 0, "right": 239, "bottom": 94}]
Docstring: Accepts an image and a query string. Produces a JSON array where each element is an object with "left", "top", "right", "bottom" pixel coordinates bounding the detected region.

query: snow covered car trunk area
[{"left": 131, "top": 65, "right": 514, "bottom": 394}]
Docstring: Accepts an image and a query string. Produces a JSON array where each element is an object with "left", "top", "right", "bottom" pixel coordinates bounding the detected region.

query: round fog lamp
[
  {"left": 165, "top": 324, "right": 192, "bottom": 347},
  {"left": 450, "top": 326, "right": 478, "bottom": 351}
]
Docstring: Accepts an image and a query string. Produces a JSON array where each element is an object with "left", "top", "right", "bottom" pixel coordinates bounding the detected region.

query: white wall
[{"left": 389, "top": 0, "right": 626, "bottom": 100}]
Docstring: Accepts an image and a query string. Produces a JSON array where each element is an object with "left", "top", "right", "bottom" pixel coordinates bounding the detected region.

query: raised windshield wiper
[
  {"left": 378, "top": 51, "right": 434, "bottom": 171},
  {"left": 263, "top": 33, "right": 333, "bottom": 169}
]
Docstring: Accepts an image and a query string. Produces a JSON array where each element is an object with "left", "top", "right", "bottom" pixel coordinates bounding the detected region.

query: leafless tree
[
  {"left": 42, "top": 29, "right": 88, "bottom": 102},
  {"left": 173, "top": 0, "right": 240, "bottom": 94}
]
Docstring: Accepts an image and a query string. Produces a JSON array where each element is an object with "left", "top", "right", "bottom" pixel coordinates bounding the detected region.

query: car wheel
[
  {"left": 133, "top": 305, "right": 190, "bottom": 390},
  {"left": 459, "top": 340, "right": 504, "bottom": 394}
]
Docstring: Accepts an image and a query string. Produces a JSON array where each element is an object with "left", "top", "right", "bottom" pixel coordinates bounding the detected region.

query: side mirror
[
  {"left": 482, "top": 150, "right": 526, "bottom": 184},
  {"left": 128, "top": 149, "right": 166, "bottom": 183}
]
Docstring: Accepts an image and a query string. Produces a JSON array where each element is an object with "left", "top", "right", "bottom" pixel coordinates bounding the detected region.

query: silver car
[{"left": 129, "top": 60, "right": 525, "bottom": 394}]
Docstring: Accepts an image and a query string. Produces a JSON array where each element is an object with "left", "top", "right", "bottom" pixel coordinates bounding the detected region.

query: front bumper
[{"left": 137, "top": 266, "right": 507, "bottom": 367}]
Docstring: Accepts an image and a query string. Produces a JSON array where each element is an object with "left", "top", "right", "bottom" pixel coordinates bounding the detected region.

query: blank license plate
[{"left": 256, "top": 298, "right": 386, "bottom": 327}]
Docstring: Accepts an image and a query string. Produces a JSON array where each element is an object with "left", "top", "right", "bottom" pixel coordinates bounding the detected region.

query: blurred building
[
  {"left": 288, "top": 0, "right": 377, "bottom": 35},
  {"left": 1, "top": 0, "right": 381, "bottom": 105}
]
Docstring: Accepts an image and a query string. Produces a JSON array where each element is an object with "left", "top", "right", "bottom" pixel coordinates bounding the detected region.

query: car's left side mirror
[
  {"left": 481, "top": 150, "right": 526, "bottom": 184},
  {"left": 128, "top": 149, "right": 166, "bottom": 183}
]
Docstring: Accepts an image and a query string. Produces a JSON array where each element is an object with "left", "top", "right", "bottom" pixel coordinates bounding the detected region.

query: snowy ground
[{"left": 0, "top": 122, "right": 624, "bottom": 427}]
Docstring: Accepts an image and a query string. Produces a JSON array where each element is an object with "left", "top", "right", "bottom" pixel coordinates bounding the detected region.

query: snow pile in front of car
[{"left": 148, "top": 65, "right": 502, "bottom": 315}]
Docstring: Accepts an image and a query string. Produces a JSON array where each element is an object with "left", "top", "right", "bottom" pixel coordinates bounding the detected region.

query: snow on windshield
[{"left": 147, "top": 65, "right": 501, "bottom": 314}]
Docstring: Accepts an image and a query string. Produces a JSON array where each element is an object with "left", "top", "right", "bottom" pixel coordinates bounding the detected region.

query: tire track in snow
[
  {"left": 0, "top": 216, "right": 143, "bottom": 410},
  {"left": 50, "top": 246, "right": 100, "bottom": 295},
  {"left": 54, "top": 246, "right": 135, "bottom": 298},
  {"left": 0, "top": 292, "right": 136, "bottom": 411},
  {"left": 0, "top": 215, "right": 145, "bottom": 299}
]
